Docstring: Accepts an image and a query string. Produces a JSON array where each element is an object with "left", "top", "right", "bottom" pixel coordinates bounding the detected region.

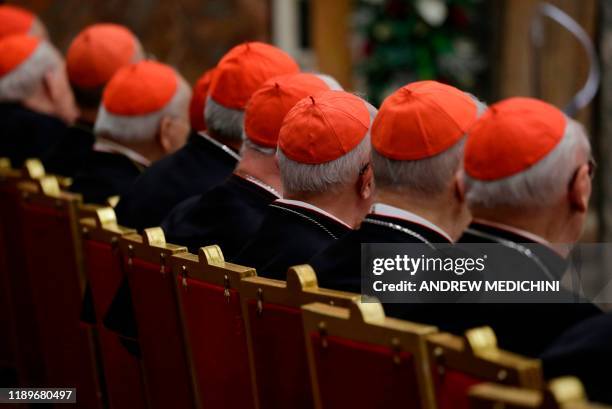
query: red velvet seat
[
  {"left": 17, "top": 175, "right": 102, "bottom": 408},
  {"left": 0, "top": 159, "right": 45, "bottom": 386},
  {"left": 240, "top": 265, "right": 357, "bottom": 409},
  {"left": 170, "top": 246, "right": 256, "bottom": 409},
  {"left": 426, "top": 328, "right": 542, "bottom": 409},
  {"left": 302, "top": 300, "right": 437, "bottom": 409},
  {"left": 120, "top": 228, "right": 195, "bottom": 409},
  {"left": 80, "top": 206, "right": 147, "bottom": 409}
]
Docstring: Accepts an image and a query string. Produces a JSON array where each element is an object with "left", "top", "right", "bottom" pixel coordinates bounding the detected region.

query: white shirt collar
[
  {"left": 370, "top": 202, "right": 453, "bottom": 242},
  {"left": 472, "top": 218, "right": 550, "bottom": 245},
  {"left": 93, "top": 138, "right": 151, "bottom": 167},
  {"left": 198, "top": 131, "right": 241, "bottom": 161},
  {"left": 274, "top": 198, "right": 352, "bottom": 228}
]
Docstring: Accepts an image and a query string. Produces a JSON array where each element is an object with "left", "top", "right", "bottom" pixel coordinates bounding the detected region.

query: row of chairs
[{"left": 0, "top": 158, "right": 607, "bottom": 409}]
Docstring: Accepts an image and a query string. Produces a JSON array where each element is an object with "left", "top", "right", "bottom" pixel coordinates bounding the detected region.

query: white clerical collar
[
  {"left": 371, "top": 203, "right": 453, "bottom": 242},
  {"left": 93, "top": 138, "right": 151, "bottom": 167},
  {"left": 274, "top": 198, "right": 352, "bottom": 229},
  {"left": 198, "top": 131, "right": 241, "bottom": 161},
  {"left": 472, "top": 218, "right": 550, "bottom": 245},
  {"left": 235, "top": 173, "right": 281, "bottom": 198}
]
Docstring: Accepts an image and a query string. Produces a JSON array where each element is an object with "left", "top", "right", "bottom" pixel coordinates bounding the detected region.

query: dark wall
[{"left": 9, "top": 0, "right": 270, "bottom": 83}]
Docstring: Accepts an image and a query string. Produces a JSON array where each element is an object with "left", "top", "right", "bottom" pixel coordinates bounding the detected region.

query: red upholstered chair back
[
  {"left": 0, "top": 159, "right": 46, "bottom": 385},
  {"left": 119, "top": 228, "right": 195, "bottom": 409},
  {"left": 79, "top": 205, "right": 147, "bottom": 409},
  {"left": 426, "top": 328, "right": 543, "bottom": 409},
  {"left": 16, "top": 174, "right": 102, "bottom": 408},
  {"left": 468, "top": 377, "right": 605, "bottom": 409},
  {"left": 240, "top": 264, "right": 358, "bottom": 409},
  {"left": 302, "top": 300, "right": 438, "bottom": 409},
  {"left": 170, "top": 246, "right": 257, "bottom": 409}
]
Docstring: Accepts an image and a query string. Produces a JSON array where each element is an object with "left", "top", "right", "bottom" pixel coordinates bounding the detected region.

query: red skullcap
[
  {"left": 244, "top": 73, "right": 329, "bottom": 148},
  {"left": 372, "top": 80, "right": 478, "bottom": 160},
  {"left": 209, "top": 42, "right": 299, "bottom": 110},
  {"left": 0, "top": 34, "right": 39, "bottom": 77},
  {"left": 278, "top": 90, "right": 371, "bottom": 164},
  {"left": 67, "top": 23, "right": 139, "bottom": 89},
  {"left": 102, "top": 61, "right": 178, "bottom": 116},
  {"left": 464, "top": 97, "right": 566, "bottom": 181},
  {"left": 0, "top": 5, "right": 35, "bottom": 39},
  {"left": 189, "top": 68, "right": 215, "bottom": 131}
]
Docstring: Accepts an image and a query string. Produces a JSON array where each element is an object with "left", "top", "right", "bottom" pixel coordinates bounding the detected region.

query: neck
[
  {"left": 22, "top": 91, "right": 64, "bottom": 123},
  {"left": 286, "top": 189, "right": 364, "bottom": 228},
  {"left": 208, "top": 130, "right": 242, "bottom": 152},
  {"left": 100, "top": 134, "right": 160, "bottom": 164},
  {"left": 471, "top": 205, "right": 577, "bottom": 245},
  {"left": 234, "top": 149, "right": 282, "bottom": 195},
  {"left": 376, "top": 188, "right": 469, "bottom": 241}
]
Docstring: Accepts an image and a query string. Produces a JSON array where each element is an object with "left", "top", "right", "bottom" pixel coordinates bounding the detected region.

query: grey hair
[
  {"left": 315, "top": 74, "right": 344, "bottom": 90},
  {"left": 464, "top": 118, "right": 591, "bottom": 209},
  {"left": 373, "top": 93, "right": 486, "bottom": 196},
  {"left": 94, "top": 80, "right": 191, "bottom": 143},
  {"left": 241, "top": 137, "right": 276, "bottom": 156},
  {"left": 0, "top": 41, "right": 61, "bottom": 102},
  {"left": 205, "top": 96, "right": 244, "bottom": 141}
]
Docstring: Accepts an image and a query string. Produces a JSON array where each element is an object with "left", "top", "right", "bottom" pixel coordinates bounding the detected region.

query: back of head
[
  {"left": 67, "top": 23, "right": 143, "bottom": 111},
  {"left": 463, "top": 97, "right": 591, "bottom": 211},
  {"left": 189, "top": 68, "right": 215, "bottom": 132},
  {"left": 0, "top": 5, "right": 47, "bottom": 39},
  {"left": 205, "top": 42, "right": 299, "bottom": 142},
  {"left": 94, "top": 61, "right": 192, "bottom": 156},
  {"left": 277, "top": 90, "right": 376, "bottom": 196},
  {"left": 371, "top": 80, "right": 484, "bottom": 197},
  {"left": 243, "top": 72, "right": 332, "bottom": 155}
]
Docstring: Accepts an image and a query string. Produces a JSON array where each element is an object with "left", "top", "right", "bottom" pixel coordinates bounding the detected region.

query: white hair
[
  {"left": 0, "top": 41, "right": 61, "bottom": 102},
  {"left": 94, "top": 80, "right": 191, "bottom": 143},
  {"left": 465, "top": 118, "right": 591, "bottom": 209},
  {"left": 204, "top": 96, "right": 244, "bottom": 141},
  {"left": 373, "top": 94, "right": 486, "bottom": 196},
  {"left": 315, "top": 74, "right": 344, "bottom": 90},
  {"left": 241, "top": 137, "right": 276, "bottom": 156}
]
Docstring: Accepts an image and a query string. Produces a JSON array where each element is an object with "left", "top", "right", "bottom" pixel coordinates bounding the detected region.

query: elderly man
[
  {"left": 43, "top": 24, "right": 144, "bottom": 177},
  {"left": 70, "top": 60, "right": 191, "bottom": 204},
  {"left": 233, "top": 90, "right": 376, "bottom": 279},
  {"left": 458, "top": 97, "right": 601, "bottom": 356},
  {"left": 0, "top": 34, "right": 77, "bottom": 166},
  {"left": 0, "top": 4, "right": 47, "bottom": 39},
  {"left": 162, "top": 72, "right": 332, "bottom": 255},
  {"left": 309, "top": 81, "right": 483, "bottom": 293},
  {"left": 114, "top": 42, "right": 299, "bottom": 230}
]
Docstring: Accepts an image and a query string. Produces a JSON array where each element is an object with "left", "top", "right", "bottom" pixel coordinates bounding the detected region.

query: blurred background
[{"left": 3, "top": 0, "right": 611, "bottom": 243}]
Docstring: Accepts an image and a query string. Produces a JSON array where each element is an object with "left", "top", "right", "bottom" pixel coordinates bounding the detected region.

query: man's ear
[
  {"left": 455, "top": 170, "right": 466, "bottom": 203},
  {"left": 569, "top": 163, "right": 591, "bottom": 212},
  {"left": 358, "top": 165, "right": 374, "bottom": 199},
  {"left": 42, "top": 70, "right": 59, "bottom": 102},
  {"left": 157, "top": 116, "right": 174, "bottom": 153}
]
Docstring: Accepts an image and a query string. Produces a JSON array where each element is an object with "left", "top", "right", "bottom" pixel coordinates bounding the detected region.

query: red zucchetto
[
  {"left": 464, "top": 97, "right": 566, "bottom": 181},
  {"left": 66, "top": 23, "right": 140, "bottom": 89},
  {"left": 0, "top": 5, "right": 35, "bottom": 39},
  {"left": 372, "top": 80, "right": 478, "bottom": 161},
  {"left": 278, "top": 90, "right": 371, "bottom": 164},
  {"left": 244, "top": 73, "right": 330, "bottom": 148},
  {"left": 209, "top": 42, "right": 299, "bottom": 110},
  {"left": 102, "top": 61, "right": 178, "bottom": 116},
  {"left": 0, "top": 34, "right": 39, "bottom": 77},
  {"left": 189, "top": 68, "right": 215, "bottom": 131}
]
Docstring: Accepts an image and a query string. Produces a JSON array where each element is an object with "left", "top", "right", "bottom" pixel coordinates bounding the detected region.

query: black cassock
[
  {"left": 162, "top": 174, "right": 280, "bottom": 256},
  {"left": 41, "top": 120, "right": 95, "bottom": 178},
  {"left": 309, "top": 212, "right": 451, "bottom": 294},
  {"left": 541, "top": 312, "right": 612, "bottom": 405},
  {"left": 114, "top": 131, "right": 238, "bottom": 231},
  {"left": 0, "top": 103, "right": 67, "bottom": 167},
  {"left": 69, "top": 150, "right": 143, "bottom": 205},
  {"left": 233, "top": 200, "right": 351, "bottom": 280},
  {"left": 451, "top": 221, "right": 602, "bottom": 357}
]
